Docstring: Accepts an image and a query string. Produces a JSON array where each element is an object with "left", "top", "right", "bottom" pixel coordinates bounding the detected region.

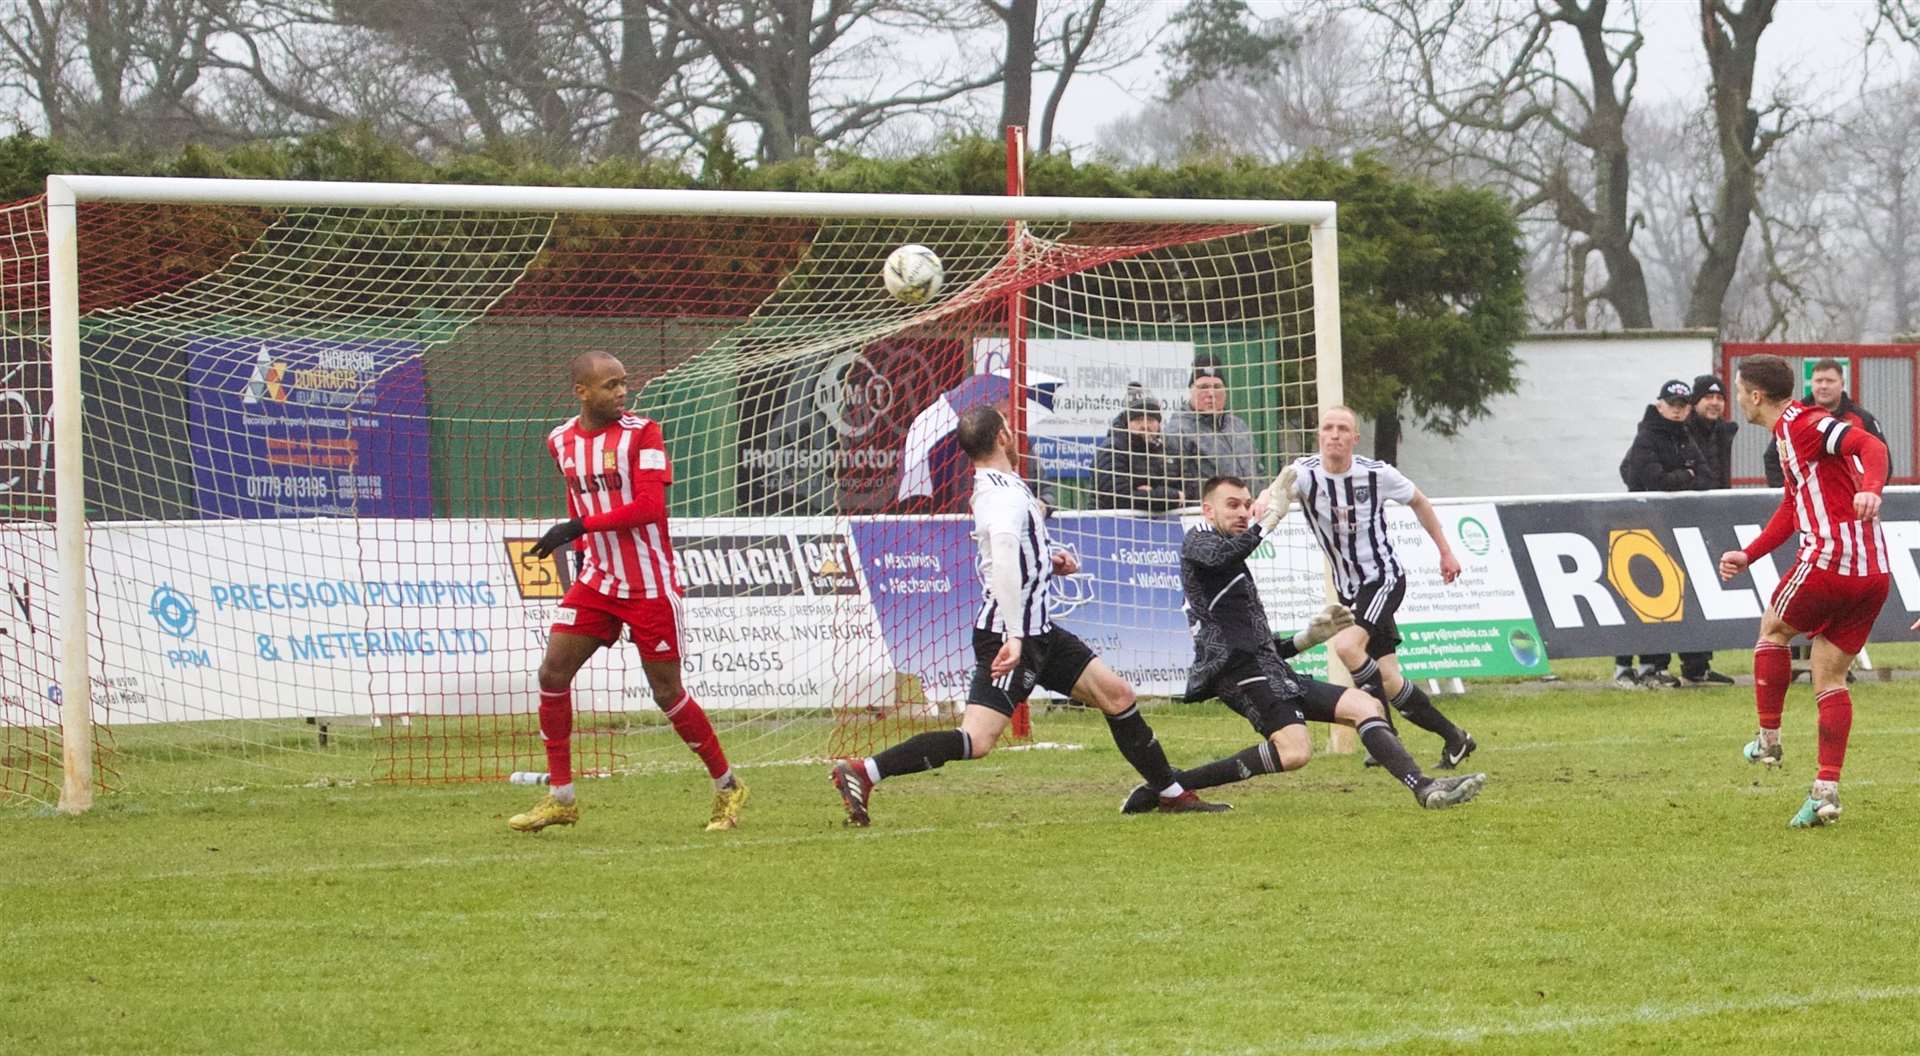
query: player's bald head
[{"left": 569, "top": 350, "right": 622, "bottom": 385}]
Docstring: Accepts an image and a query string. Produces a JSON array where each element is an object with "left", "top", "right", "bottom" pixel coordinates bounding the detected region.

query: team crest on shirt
[
  {"left": 603, "top": 449, "right": 619, "bottom": 470},
  {"left": 1354, "top": 485, "right": 1372, "bottom": 503}
]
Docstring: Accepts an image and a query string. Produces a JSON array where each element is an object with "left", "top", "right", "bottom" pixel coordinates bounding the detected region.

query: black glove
[{"left": 529, "top": 518, "right": 585, "bottom": 559}]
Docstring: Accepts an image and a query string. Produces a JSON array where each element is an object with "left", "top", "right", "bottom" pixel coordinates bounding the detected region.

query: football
[{"left": 882, "top": 243, "right": 944, "bottom": 304}]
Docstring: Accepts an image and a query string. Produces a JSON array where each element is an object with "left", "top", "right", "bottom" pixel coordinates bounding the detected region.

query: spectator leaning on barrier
[
  {"left": 1092, "top": 388, "right": 1189, "bottom": 513},
  {"left": 1675, "top": 374, "right": 1739, "bottom": 687},
  {"left": 1613, "top": 379, "right": 1712, "bottom": 690},
  {"left": 1764, "top": 357, "right": 1885, "bottom": 487},
  {"left": 1164, "top": 359, "right": 1264, "bottom": 493}
]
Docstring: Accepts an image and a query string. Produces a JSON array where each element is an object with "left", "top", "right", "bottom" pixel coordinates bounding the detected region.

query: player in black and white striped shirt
[
  {"left": 830, "top": 403, "right": 1226, "bottom": 825},
  {"left": 1283, "top": 406, "right": 1476, "bottom": 769}
]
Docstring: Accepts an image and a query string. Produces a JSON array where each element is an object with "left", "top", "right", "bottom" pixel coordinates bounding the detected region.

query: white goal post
[{"left": 35, "top": 175, "right": 1344, "bottom": 813}]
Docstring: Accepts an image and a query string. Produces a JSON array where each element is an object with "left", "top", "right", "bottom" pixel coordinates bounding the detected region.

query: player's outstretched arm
[
  {"left": 1407, "top": 489, "right": 1462, "bottom": 584},
  {"left": 1255, "top": 465, "right": 1297, "bottom": 530},
  {"left": 1734, "top": 497, "right": 1796, "bottom": 574},
  {"left": 1182, "top": 521, "right": 1266, "bottom": 568}
]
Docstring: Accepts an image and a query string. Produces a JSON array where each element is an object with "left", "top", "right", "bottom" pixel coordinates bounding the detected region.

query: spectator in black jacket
[
  {"left": 1674, "top": 374, "right": 1739, "bottom": 686},
  {"left": 1686, "top": 374, "right": 1739, "bottom": 489},
  {"left": 1613, "top": 379, "right": 1710, "bottom": 690},
  {"left": 1764, "top": 358, "right": 1885, "bottom": 486},
  {"left": 1092, "top": 390, "right": 1188, "bottom": 512}
]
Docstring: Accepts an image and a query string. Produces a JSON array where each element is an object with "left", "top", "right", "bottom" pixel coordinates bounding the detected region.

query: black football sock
[
  {"left": 1105, "top": 705, "right": 1178, "bottom": 791},
  {"left": 1357, "top": 716, "right": 1430, "bottom": 795},
  {"left": 1351, "top": 657, "right": 1385, "bottom": 698},
  {"left": 1389, "top": 681, "right": 1465, "bottom": 743},
  {"left": 872, "top": 730, "right": 971, "bottom": 779},
  {"left": 1176, "top": 741, "right": 1285, "bottom": 791}
]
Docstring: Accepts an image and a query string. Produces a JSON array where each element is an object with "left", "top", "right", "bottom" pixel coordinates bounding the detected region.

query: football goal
[{"left": 0, "top": 176, "right": 1342, "bottom": 812}]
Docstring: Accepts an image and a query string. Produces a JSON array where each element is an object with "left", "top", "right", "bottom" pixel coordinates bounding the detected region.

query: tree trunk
[
  {"left": 1560, "top": 1, "right": 1655, "bottom": 329},
  {"left": 759, "top": 0, "right": 817, "bottom": 161},
  {"left": 1684, "top": 0, "right": 1778, "bottom": 329},
  {"left": 1371, "top": 405, "right": 1402, "bottom": 465},
  {"left": 999, "top": 0, "right": 1037, "bottom": 133},
  {"left": 1893, "top": 173, "right": 1913, "bottom": 336}
]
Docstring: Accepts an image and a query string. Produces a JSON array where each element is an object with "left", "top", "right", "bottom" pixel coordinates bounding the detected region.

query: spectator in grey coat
[{"left": 1164, "top": 360, "right": 1264, "bottom": 493}]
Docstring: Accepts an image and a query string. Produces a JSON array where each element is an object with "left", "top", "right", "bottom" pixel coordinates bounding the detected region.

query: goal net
[{"left": 1, "top": 179, "right": 1339, "bottom": 808}]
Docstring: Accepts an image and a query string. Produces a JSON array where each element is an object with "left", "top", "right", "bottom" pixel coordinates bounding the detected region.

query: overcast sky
[{"left": 1047, "top": 0, "right": 1915, "bottom": 152}]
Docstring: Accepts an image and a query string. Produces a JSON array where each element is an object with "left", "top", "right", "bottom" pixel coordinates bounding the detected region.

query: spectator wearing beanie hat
[
  {"left": 1686, "top": 374, "right": 1739, "bottom": 490},
  {"left": 1164, "top": 358, "right": 1264, "bottom": 493},
  {"left": 1093, "top": 386, "right": 1188, "bottom": 512}
]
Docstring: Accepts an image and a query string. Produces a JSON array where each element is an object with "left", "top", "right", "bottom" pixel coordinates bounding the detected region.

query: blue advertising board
[
  {"left": 187, "top": 336, "right": 431, "bottom": 518},
  {"left": 850, "top": 513, "right": 1202, "bottom": 700}
]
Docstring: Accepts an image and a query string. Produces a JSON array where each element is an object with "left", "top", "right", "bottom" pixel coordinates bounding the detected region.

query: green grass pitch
[{"left": 6, "top": 654, "right": 1920, "bottom": 1055}]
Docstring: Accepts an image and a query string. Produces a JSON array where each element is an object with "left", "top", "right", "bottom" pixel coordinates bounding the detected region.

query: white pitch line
[{"left": 1263, "top": 984, "right": 1920, "bottom": 1053}]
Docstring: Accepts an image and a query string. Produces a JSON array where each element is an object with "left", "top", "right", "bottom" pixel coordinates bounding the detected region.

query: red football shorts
[
  {"left": 1770, "top": 563, "right": 1890, "bottom": 655},
  {"left": 551, "top": 582, "right": 684, "bottom": 660}
]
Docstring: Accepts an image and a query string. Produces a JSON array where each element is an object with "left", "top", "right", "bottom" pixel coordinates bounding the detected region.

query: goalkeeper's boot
[
  {"left": 830, "top": 758, "right": 873, "bottom": 827},
  {"left": 1157, "top": 790, "right": 1232, "bottom": 814},
  {"left": 705, "top": 778, "right": 749, "bottom": 831},
  {"left": 1419, "top": 772, "right": 1486, "bottom": 810},
  {"left": 1788, "top": 781, "right": 1842, "bottom": 828},
  {"left": 1120, "top": 782, "right": 1159, "bottom": 815},
  {"left": 507, "top": 793, "right": 579, "bottom": 833},
  {"left": 1743, "top": 731, "right": 1784, "bottom": 767},
  {"left": 1439, "top": 732, "right": 1478, "bottom": 771}
]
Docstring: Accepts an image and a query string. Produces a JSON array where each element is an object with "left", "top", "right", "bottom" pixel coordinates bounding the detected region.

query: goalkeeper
[{"left": 1122, "top": 471, "right": 1487, "bottom": 812}]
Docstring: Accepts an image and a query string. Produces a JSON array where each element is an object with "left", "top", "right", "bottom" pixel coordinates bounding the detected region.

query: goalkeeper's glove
[
  {"left": 530, "top": 518, "right": 586, "bottom": 559},
  {"left": 1256, "top": 465, "right": 1297, "bottom": 532},
  {"left": 1293, "top": 602, "right": 1355, "bottom": 652}
]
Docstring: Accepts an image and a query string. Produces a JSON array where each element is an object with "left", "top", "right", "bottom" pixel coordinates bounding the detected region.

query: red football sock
[
  {"left": 1753, "top": 640, "right": 1791, "bottom": 731},
  {"left": 1815, "top": 688, "right": 1852, "bottom": 782},
  {"left": 664, "top": 691, "right": 730, "bottom": 779},
  {"left": 539, "top": 688, "right": 573, "bottom": 787}
]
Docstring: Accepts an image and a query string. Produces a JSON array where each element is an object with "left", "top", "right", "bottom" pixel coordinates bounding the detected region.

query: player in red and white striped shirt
[
  {"left": 507, "top": 351, "right": 747, "bottom": 834},
  {"left": 1718, "top": 355, "right": 1890, "bottom": 828}
]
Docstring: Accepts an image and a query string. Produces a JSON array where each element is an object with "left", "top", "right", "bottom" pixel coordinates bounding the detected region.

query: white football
[{"left": 883, "top": 244, "right": 944, "bottom": 304}]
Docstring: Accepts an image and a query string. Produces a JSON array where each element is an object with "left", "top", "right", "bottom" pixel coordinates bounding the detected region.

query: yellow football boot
[
  {"left": 507, "top": 794, "right": 579, "bottom": 833},
  {"left": 705, "top": 779, "right": 749, "bottom": 831}
]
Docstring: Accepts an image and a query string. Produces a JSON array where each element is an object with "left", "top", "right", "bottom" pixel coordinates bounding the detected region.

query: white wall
[{"left": 1388, "top": 331, "right": 1720, "bottom": 498}]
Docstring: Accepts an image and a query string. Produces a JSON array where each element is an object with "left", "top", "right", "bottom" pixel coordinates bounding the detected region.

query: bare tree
[
  {"left": 1830, "top": 79, "right": 1920, "bottom": 336},
  {"left": 1096, "top": 14, "right": 1385, "bottom": 165},
  {"left": 1034, "top": 0, "right": 1110, "bottom": 152},
  {"left": 651, "top": 0, "right": 1003, "bottom": 163},
  {"left": 988, "top": 0, "right": 1037, "bottom": 134},
  {"left": 0, "top": 0, "right": 227, "bottom": 149},
  {"left": 1356, "top": 0, "right": 1657, "bottom": 327},
  {"left": 1684, "top": 0, "right": 1792, "bottom": 328}
]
